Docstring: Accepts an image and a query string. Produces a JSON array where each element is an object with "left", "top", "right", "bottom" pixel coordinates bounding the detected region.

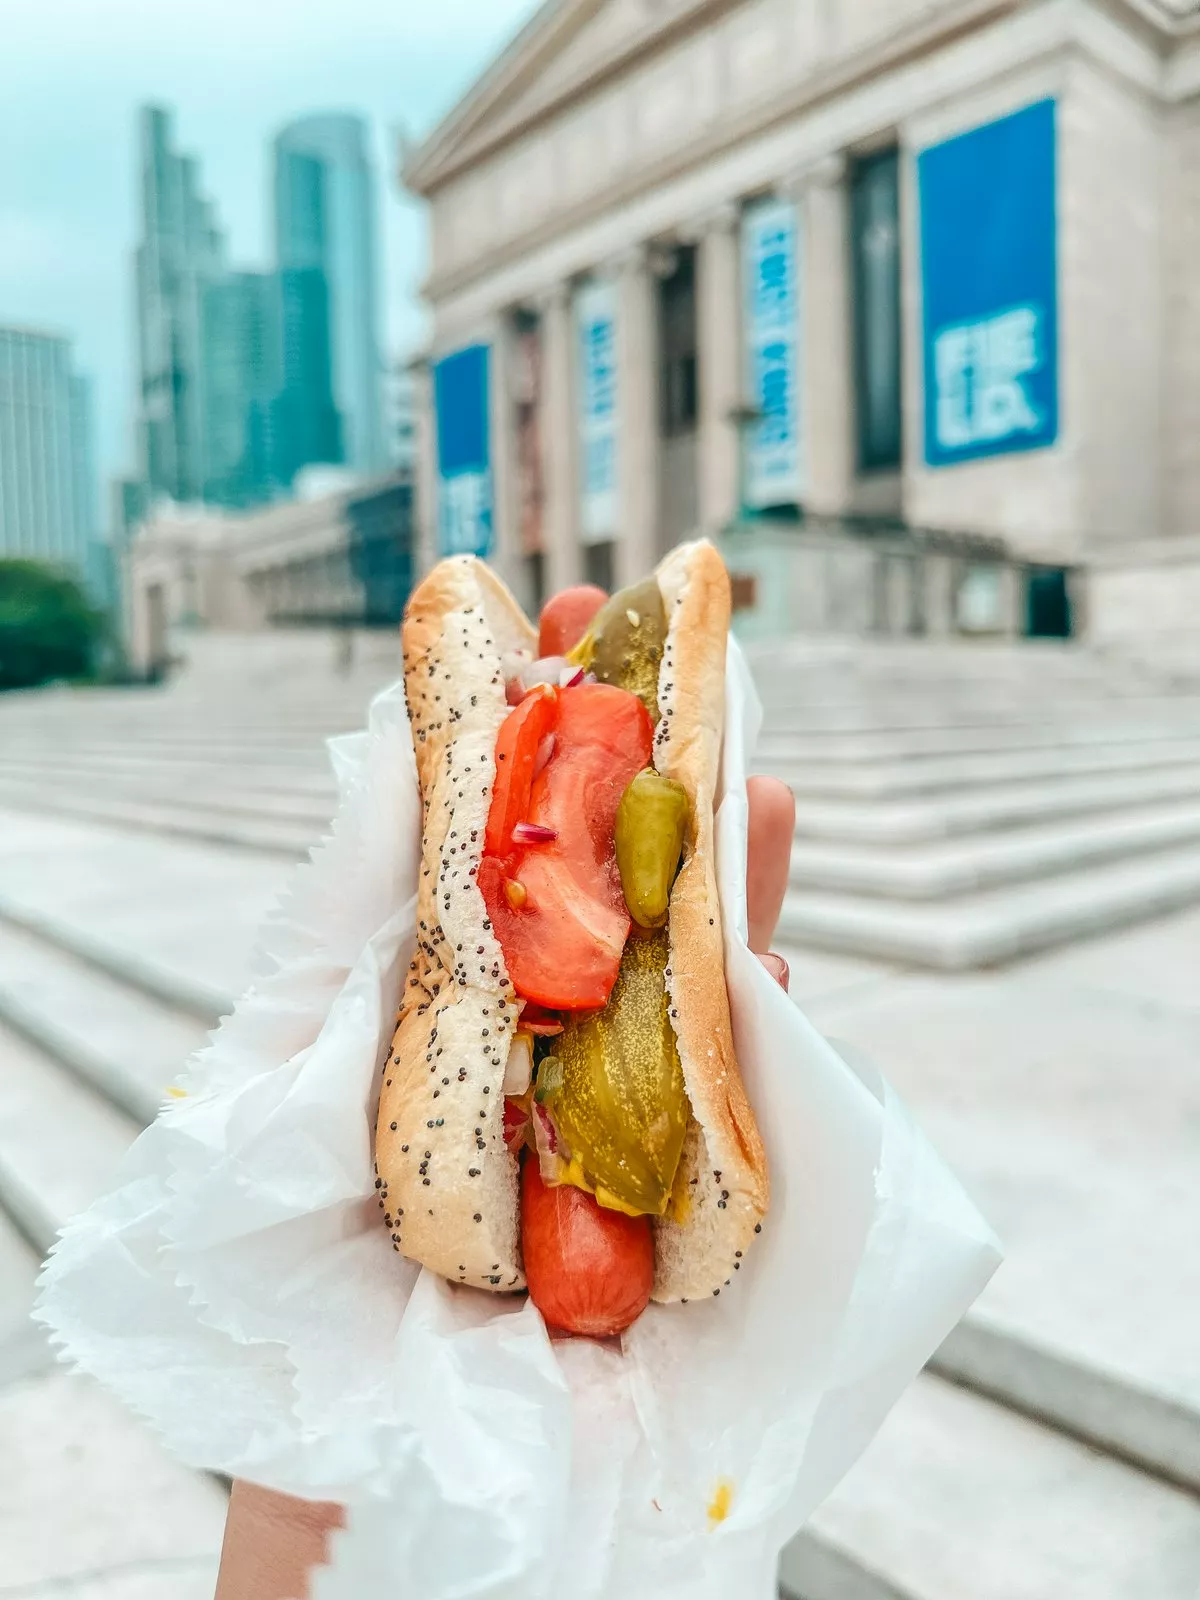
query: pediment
[{"left": 406, "top": 0, "right": 710, "bottom": 193}]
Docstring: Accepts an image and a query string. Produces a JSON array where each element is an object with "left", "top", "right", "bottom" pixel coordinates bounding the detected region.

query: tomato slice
[
  {"left": 484, "top": 684, "right": 558, "bottom": 859},
  {"left": 480, "top": 684, "right": 653, "bottom": 1011},
  {"left": 521, "top": 1158, "right": 654, "bottom": 1337}
]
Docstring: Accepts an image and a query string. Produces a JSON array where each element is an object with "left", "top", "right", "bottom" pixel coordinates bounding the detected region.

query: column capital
[
  {"left": 775, "top": 152, "right": 847, "bottom": 201},
  {"left": 679, "top": 198, "right": 742, "bottom": 243},
  {"left": 530, "top": 280, "right": 573, "bottom": 316},
  {"left": 603, "top": 240, "right": 653, "bottom": 279}
]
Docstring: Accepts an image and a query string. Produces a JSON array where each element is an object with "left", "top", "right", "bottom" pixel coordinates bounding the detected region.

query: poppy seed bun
[
  {"left": 375, "top": 541, "right": 769, "bottom": 1303},
  {"left": 650, "top": 541, "right": 769, "bottom": 1301},
  {"left": 374, "top": 557, "right": 535, "bottom": 1290}
]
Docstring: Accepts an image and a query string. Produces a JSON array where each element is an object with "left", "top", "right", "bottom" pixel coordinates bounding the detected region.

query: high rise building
[
  {"left": 273, "top": 115, "right": 385, "bottom": 482},
  {"left": 0, "top": 326, "right": 99, "bottom": 583},
  {"left": 135, "top": 105, "right": 226, "bottom": 505},
  {"left": 201, "top": 271, "right": 283, "bottom": 507}
]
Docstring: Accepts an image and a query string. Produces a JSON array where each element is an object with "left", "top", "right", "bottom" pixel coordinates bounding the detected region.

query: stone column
[
  {"left": 411, "top": 357, "right": 439, "bottom": 579},
  {"left": 538, "top": 283, "right": 583, "bottom": 593},
  {"left": 694, "top": 202, "right": 743, "bottom": 536},
  {"left": 615, "top": 244, "right": 661, "bottom": 589},
  {"left": 798, "top": 155, "right": 854, "bottom": 517},
  {"left": 487, "top": 310, "right": 524, "bottom": 600}
]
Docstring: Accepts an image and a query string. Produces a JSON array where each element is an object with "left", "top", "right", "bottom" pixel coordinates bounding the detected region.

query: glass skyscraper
[
  {"left": 201, "top": 271, "right": 284, "bottom": 507},
  {"left": 0, "top": 326, "right": 97, "bottom": 582},
  {"left": 273, "top": 115, "right": 385, "bottom": 481},
  {"left": 135, "top": 106, "right": 227, "bottom": 505}
]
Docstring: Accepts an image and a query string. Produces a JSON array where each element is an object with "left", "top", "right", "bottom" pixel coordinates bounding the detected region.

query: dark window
[
  {"left": 659, "top": 248, "right": 698, "bottom": 438},
  {"left": 1025, "top": 566, "right": 1073, "bottom": 638},
  {"left": 850, "top": 149, "right": 903, "bottom": 472},
  {"left": 584, "top": 541, "right": 614, "bottom": 593}
]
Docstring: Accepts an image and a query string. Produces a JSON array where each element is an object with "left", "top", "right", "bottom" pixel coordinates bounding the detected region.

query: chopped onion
[
  {"left": 559, "top": 663, "right": 585, "bottom": 688},
  {"left": 522, "top": 655, "right": 568, "bottom": 689},
  {"left": 512, "top": 821, "right": 558, "bottom": 844},
  {"left": 505, "top": 676, "right": 526, "bottom": 706},
  {"left": 533, "top": 732, "right": 556, "bottom": 776},
  {"left": 500, "top": 649, "right": 533, "bottom": 681},
  {"left": 503, "top": 1032, "right": 533, "bottom": 1097}
]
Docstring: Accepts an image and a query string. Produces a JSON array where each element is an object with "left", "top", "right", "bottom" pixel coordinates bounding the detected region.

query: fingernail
[{"left": 760, "top": 953, "right": 790, "bottom": 993}]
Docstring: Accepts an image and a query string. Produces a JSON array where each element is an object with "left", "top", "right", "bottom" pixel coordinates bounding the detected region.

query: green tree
[{"left": 0, "top": 560, "right": 105, "bottom": 691}]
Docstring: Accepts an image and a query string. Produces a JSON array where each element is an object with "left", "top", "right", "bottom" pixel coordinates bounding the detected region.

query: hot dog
[{"left": 374, "top": 540, "right": 768, "bottom": 1335}]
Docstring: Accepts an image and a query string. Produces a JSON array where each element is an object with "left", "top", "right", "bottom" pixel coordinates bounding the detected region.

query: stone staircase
[
  {"left": 746, "top": 638, "right": 1200, "bottom": 966},
  {"left": 1, "top": 642, "right": 1199, "bottom": 1597}
]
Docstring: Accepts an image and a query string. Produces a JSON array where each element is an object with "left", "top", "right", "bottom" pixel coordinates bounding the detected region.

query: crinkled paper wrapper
[{"left": 36, "top": 641, "right": 1000, "bottom": 1599}]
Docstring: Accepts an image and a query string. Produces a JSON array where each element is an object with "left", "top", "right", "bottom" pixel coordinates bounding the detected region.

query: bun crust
[
  {"left": 374, "top": 557, "right": 535, "bottom": 1291},
  {"left": 651, "top": 542, "right": 769, "bottom": 1300},
  {"left": 375, "top": 541, "right": 768, "bottom": 1301}
]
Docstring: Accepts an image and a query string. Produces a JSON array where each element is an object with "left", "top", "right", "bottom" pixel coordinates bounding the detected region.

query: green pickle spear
[
  {"left": 544, "top": 928, "right": 688, "bottom": 1217},
  {"left": 544, "top": 579, "right": 692, "bottom": 1217},
  {"left": 616, "top": 769, "right": 688, "bottom": 930}
]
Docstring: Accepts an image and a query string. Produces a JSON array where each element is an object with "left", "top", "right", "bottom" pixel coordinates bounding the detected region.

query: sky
[{"left": 0, "top": 0, "right": 544, "bottom": 496}]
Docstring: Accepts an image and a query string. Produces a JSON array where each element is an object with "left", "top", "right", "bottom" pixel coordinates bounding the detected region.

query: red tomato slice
[
  {"left": 538, "top": 584, "right": 608, "bottom": 658},
  {"left": 479, "top": 684, "right": 653, "bottom": 1011},
  {"left": 484, "top": 684, "right": 558, "bottom": 859},
  {"left": 521, "top": 1159, "right": 654, "bottom": 1337}
]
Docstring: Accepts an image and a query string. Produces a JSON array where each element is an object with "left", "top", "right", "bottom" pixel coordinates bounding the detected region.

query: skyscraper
[
  {"left": 273, "top": 115, "right": 385, "bottom": 481},
  {"left": 135, "top": 105, "right": 226, "bottom": 505},
  {"left": 0, "top": 326, "right": 98, "bottom": 583},
  {"left": 201, "top": 271, "right": 283, "bottom": 507}
]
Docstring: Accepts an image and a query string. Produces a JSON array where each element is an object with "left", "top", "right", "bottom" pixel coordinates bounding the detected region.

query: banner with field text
[{"left": 433, "top": 343, "right": 494, "bottom": 558}]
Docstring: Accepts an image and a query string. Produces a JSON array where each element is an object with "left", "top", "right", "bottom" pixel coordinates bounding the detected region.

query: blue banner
[
  {"left": 434, "top": 343, "right": 493, "bottom": 557},
  {"left": 741, "top": 197, "right": 802, "bottom": 507},
  {"left": 576, "top": 280, "right": 618, "bottom": 543},
  {"left": 919, "top": 98, "right": 1058, "bottom": 468}
]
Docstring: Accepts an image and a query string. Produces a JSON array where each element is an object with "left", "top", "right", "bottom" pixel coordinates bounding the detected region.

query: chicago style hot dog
[{"left": 374, "top": 540, "right": 768, "bottom": 1335}]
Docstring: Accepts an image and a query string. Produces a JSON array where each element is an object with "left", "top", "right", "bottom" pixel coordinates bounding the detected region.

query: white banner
[
  {"left": 576, "top": 279, "right": 619, "bottom": 543},
  {"left": 742, "top": 198, "right": 803, "bottom": 508}
]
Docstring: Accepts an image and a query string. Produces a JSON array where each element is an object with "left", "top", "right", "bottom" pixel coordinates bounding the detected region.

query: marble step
[
  {"left": 780, "top": 840, "right": 1200, "bottom": 967},
  {"left": 0, "top": 923, "right": 212, "bottom": 1126},
  {"left": 781, "top": 1374, "right": 1200, "bottom": 1600},
  {"left": 0, "top": 749, "right": 337, "bottom": 793},
  {"left": 758, "top": 719, "right": 1200, "bottom": 764},
  {"left": 788, "top": 800, "right": 1200, "bottom": 900},
  {"left": 0, "top": 785, "right": 316, "bottom": 859},
  {"left": 791, "top": 763, "right": 1200, "bottom": 845},
  {"left": 0, "top": 768, "right": 333, "bottom": 828},
  {"left": 0, "top": 1023, "right": 141, "bottom": 1254},
  {"left": 765, "top": 741, "right": 1200, "bottom": 801},
  {"left": 755, "top": 694, "right": 1200, "bottom": 737}
]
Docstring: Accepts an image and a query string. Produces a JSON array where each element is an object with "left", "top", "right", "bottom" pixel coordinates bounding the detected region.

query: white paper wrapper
[{"left": 36, "top": 640, "right": 1000, "bottom": 1599}]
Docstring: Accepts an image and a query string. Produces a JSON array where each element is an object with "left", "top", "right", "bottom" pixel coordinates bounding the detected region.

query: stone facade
[{"left": 405, "top": 0, "right": 1200, "bottom": 643}]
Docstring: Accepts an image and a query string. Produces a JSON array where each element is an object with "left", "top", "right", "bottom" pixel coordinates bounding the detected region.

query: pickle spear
[
  {"left": 542, "top": 576, "right": 691, "bottom": 1217},
  {"left": 545, "top": 929, "right": 687, "bottom": 1217}
]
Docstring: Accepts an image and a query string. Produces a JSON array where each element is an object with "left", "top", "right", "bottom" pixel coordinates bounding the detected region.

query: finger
[
  {"left": 746, "top": 775, "right": 795, "bottom": 954},
  {"left": 758, "top": 952, "right": 790, "bottom": 992},
  {"left": 215, "top": 1481, "right": 344, "bottom": 1600}
]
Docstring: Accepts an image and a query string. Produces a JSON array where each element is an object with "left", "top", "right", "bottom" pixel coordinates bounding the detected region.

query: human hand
[{"left": 214, "top": 773, "right": 796, "bottom": 1599}]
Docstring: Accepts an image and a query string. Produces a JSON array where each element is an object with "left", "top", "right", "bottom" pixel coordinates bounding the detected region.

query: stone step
[
  {"left": 0, "top": 923, "right": 212, "bottom": 1126},
  {"left": 0, "top": 1023, "right": 141, "bottom": 1254},
  {"left": 780, "top": 840, "right": 1200, "bottom": 966},
  {"left": 781, "top": 1374, "right": 1200, "bottom": 1600},
  {"left": 789, "top": 800, "right": 1200, "bottom": 900},
  {"left": 758, "top": 719, "right": 1200, "bottom": 764},
  {"left": 791, "top": 763, "right": 1200, "bottom": 844},
  {"left": 1, "top": 747, "right": 336, "bottom": 789},
  {"left": 0, "top": 786, "right": 315, "bottom": 859},
  {"left": 0, "top": 768, "right": 333, "bottom": 828},
  {"left": 767, "top": 742, "right": 1200, "bottom": 801},
  {"left": 0, "top": 809, "right": 289, "bottom": 1001},
  {"left": 800, "top": 951, "right": 1200, "bottom": 1492},
  {"left": 756, "top": 694, "right": 1200, "bottom": 737}
]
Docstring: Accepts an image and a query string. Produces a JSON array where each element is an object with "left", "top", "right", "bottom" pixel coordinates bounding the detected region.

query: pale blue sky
[{"left": 0, "top": 0, "right": 542, "bottom": 490}]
